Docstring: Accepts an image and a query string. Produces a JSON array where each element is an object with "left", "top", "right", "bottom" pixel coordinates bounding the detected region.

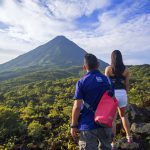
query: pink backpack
[
  {"left": 84, "top": 77, "right": 118, "bottom": 128},
  {"left": 94, "top": 90, "right": 118, "bottom": 127}
]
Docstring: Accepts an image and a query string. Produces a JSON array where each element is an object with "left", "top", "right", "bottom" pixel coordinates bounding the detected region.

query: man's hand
[
  {"left": 71, "top": 100, "right": 82, "bottom": 141},
  {"left": 71, "top": 127, "right": 78, "bottom": 139}
]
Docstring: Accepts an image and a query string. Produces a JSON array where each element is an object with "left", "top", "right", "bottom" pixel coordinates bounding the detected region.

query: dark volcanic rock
[
  {"left": 128, "top": 104, "right": 150, "bottom": 123},
  {"left": 131, "top": 123, "right": 150, "bottom": 135},
  {"left": 115, "top": 104, "right": 150, "bottom": 149},
  {"left": 116, "top": 137, "right": 140, "bottom": 150},
  {"left": 121, "top": 142, "right": 139, "bottom": 150}
]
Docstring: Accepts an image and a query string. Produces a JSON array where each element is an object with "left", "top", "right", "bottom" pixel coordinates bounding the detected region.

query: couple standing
[{"left": 71, "top": 50, "right": 132, "bottom": 150}]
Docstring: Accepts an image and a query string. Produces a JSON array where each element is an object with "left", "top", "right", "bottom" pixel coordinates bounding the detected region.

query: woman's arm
[{"left": 105, "top": 66, "right": 110, "bottom": 76}]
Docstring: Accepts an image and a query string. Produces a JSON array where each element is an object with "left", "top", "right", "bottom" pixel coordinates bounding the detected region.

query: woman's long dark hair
[{"left": 111, "top": 50, "right": 125, "bottom": 76}]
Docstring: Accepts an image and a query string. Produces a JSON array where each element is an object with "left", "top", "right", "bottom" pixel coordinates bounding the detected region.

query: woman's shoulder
[
  {"left": 105, "top": 66, "right": 112, "bottom": 76},
  {"left": 105, "top": 65, "right": 112, "bottom": 71},
  {"left": 123, "top": 67, "right": 129, "bottom": 76},
  {"left": 124, "top": 66, "right": 129, "bottom": 72}
]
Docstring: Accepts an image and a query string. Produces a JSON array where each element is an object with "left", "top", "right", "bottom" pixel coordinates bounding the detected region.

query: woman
[{"left": 105, "top": 50, "right": 132, "bottom": 149}]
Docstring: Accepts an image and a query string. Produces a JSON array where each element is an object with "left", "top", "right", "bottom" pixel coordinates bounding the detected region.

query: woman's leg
[
  {"left": 118, "top": 107, "right": 130, "bottom": 137},
  {"left": 111, "top": 113, "right": 117, "bottom": 147}
]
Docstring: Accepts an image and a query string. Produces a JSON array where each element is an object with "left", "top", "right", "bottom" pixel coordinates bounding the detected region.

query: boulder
[
  {"left": 131, "top": 123, "right": 150, "bottom": 135},
  {"left": 114, "top": 104, "right": 150, "bottom": 149},
  {"left": 128, "top": 104, "right": 150, "bottom": 123},
  {"left": 146, "top": 106, "right": 150, "bottom": 112},
  {"left": 121, "top": 142, "right": 139, "bottom": 150},
  {"left": 116, "top": 137, "right": 140, "bottom": 150}
]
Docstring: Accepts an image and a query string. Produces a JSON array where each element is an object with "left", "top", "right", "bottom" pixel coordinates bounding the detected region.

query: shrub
[{"left": 28, "top": 121, "right": 44, "bottom": 140}]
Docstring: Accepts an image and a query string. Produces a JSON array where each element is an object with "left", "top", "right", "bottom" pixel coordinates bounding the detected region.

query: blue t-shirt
[{"left": 74, "top": 70, "right": 113, "bottom": 131}]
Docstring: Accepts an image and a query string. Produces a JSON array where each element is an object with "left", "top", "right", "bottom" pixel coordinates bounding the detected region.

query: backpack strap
[
  {"left": 107, "top": 76, "right": 112, "bottom": 89},
  {"left": 107, "top": 76, "right": 115, "bottom": 97},
  {"left": 83, "top": 76, "right": 112, "bottom": 113},
  {"left": 107, "top": 76, "right": 111, "bottom": 85},
  {"left": 83, "top": 101, "right": 95, "bottom": 113}
]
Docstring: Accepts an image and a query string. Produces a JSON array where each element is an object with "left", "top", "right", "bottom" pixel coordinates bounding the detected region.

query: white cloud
[
  {"left": 0, "top": 0, "right": 74, "bottom": 42},
  {"left": 46, "top": 0, "right": 109, "bottom": 20},
  {"left": 0, "top": 0, "right": 149, "bottom": 65},
  {"left": 0, "top": 29, "right": 34, "bottom": 52},
  {"left": 0, "top": 53, "right": 18, "bottom": 64},
  {"left": 0, "top": 0, "right": 76, "bottom": 64},
  {"left": 71, "top": 1, "right": 150, "bottom": 65}
]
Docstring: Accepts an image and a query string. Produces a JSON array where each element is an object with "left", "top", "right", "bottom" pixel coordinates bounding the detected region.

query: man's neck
[{"left": 86, "top": 69, "right": 99, "bottom": 73}]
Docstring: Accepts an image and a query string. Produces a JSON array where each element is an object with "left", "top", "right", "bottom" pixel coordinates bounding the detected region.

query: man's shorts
[{"left": 79, "top": 127, "right": 112, "bottom": 150}]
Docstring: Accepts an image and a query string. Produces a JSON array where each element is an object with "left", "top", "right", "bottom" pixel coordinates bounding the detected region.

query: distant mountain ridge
[{"left": 0, "top": 36, "right": 108, "bottom": 72}]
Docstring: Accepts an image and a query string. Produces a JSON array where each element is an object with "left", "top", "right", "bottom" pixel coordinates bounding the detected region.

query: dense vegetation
[
  {"left": 128, "top": 65, "right": 150, "bottom": 106},
  {"left": 0, "top": 66, "right": 82, "bottom": 81},
  {"left": 0, "top": 65, "right": 149, "bottom": 149}
]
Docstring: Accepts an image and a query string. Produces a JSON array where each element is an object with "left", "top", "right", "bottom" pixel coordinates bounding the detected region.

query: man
[{"left": 71, "top": 53, "right": 112, "bottom": 150}]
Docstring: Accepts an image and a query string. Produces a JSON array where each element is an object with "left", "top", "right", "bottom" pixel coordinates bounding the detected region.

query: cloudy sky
[{"left": 0, "top": 0, "right": 150, "bottom": 65}]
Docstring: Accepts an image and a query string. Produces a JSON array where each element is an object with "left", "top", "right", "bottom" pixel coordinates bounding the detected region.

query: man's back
[
  {"left": 71, "top": 54, "right": 112, "bottom": 150},
  {"left": 74, "top": 70, "right": 110, "bottom": 130}
]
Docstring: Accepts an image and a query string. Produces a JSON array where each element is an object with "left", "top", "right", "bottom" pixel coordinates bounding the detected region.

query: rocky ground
[{"left": 115, "top": 104, "right": 150, "bottom": 150}]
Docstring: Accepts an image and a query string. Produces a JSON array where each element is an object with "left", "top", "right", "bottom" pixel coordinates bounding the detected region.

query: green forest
[{"left": 0, "top": 65, "right": 149, "bottom": 150}]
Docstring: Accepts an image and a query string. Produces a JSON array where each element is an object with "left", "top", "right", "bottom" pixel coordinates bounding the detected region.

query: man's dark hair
[{"left": 84, "top": 53, "right": 99, "bottom": 70}]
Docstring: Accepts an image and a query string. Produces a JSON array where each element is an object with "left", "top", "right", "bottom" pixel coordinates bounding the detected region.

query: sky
[{"left": 0, "top": 0, "right": 150, "bottom": 65}]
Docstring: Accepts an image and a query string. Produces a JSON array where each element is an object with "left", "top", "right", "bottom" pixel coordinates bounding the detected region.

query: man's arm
[
  {"left": 71, "top": 80, "right": 83, "bottom": 139},
  {"left": 71, "top": 100, "right": 82, "bottom": 126},
  {"left": 71, "top": 99, "right": 82, "bottom": 139}
]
